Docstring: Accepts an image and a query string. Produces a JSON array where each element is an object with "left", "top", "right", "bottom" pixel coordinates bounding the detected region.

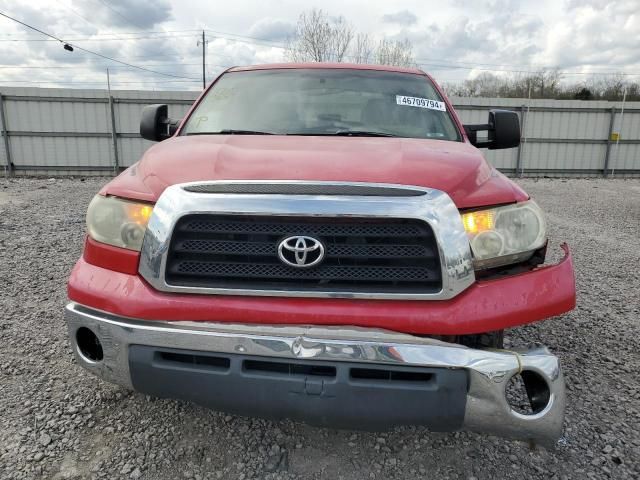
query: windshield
[{"left": 182, "top": 68, "right": 461, "bottom": 141}]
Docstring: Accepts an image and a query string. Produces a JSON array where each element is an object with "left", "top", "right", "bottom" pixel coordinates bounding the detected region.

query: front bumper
[
  {"left": 68, "top": 244, "right": 576, "bottom": 335},
  {"left": 65, "top": 302, "right": 566, "bottom": 446}
]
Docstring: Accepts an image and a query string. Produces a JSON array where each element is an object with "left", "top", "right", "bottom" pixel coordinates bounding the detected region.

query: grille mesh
[
  {"left": 165, "top": 215, "right": 442, "bottom": 294},
  {"left": 183, "top": 220, "right": 426, "bottom": 237},
  {"left": 173, "top": 263, "right": 434, "bottom": 282}
]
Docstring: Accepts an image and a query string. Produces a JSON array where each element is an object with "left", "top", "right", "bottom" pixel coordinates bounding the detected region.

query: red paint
[
  {"left": 75, "top": 63, "right": 575, "bottom": 335},
  {"left": 68, "top": 245, "right": 575, "bottom": 335},
  {"left": 102, "top": 136, "right": 528, "bottom": 208},
  {"left": 100, "top": 63, "right": 527, "bottom": 209},
  {"left": 83, "top": 236, "right": 140, "bottom": 275}
]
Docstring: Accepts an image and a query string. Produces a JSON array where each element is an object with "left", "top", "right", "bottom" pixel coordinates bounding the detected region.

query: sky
[{"left": 0, "top": 0, "right": 638, "bottom": 91}]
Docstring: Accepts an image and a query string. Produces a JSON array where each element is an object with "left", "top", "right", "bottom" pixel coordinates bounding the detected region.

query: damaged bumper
[{"left": 65, "top": 302, "right": 565, "bottom": 447}]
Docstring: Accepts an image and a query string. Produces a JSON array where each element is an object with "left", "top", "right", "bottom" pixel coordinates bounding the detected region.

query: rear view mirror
[
  {"left": 140, "top": 104, "right": 181, "bottom": 142},
  {"left": 464, "top": 110, "right": 520, "bottom": 150}
]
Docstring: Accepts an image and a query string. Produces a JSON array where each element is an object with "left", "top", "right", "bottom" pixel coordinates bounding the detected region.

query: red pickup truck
[{"left": 65, "top": 63, "right": 575, "bottom": 446}]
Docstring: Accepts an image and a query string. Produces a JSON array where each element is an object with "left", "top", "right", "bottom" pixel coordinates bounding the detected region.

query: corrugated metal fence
[
  {"left": 453, "top": 97, "right": 639, "bottom": 176},
  {"left": 1, "top": 87, "right": 638, "bottom": 177},
  {"left": 0, "top": 87, "right": 197, "bottom": 176}
]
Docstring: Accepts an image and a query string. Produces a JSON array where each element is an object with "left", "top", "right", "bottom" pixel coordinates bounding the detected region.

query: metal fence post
[
  {"left": 603, "top": 106, "right": 616, "bottom": 177},
  {"left": 0, "top": 93, "right": 14, "bottom": 177},
  {"left": 108, "top": 95, "right": 119, "bottom": 175},
  {"left": 109, "top": 95, "right": 120, "bottom": 175},
  {"left": 515, "top": 104, "right": 527, "bottom": 177}
]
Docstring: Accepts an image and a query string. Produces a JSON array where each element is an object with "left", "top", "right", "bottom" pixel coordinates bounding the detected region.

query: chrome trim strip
[
  {"left": 66, "top": 303, "right": 565, "bottom": 446},
  {"left": 139, "top": 181, "right": 474, "bottom": 300}
]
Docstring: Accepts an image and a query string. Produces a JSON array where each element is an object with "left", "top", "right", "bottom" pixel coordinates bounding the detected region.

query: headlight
[
  {"left": 461, "top": 200, "right": 546, "bottom": 269},
  {"left": 86, "top": 195, "right": 153, "bottom": 251}
]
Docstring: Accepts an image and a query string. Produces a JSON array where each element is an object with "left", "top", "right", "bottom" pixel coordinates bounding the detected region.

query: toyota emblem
[{"left": 277, "top": 236, "right": 325, "bottom": 268}]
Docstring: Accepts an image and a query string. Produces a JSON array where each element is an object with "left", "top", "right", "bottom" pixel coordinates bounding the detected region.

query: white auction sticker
[{"left": 396, "top": 95, "right": 446, "bottom": 111}]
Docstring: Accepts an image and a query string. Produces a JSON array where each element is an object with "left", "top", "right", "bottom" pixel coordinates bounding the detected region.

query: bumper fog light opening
[
  {"left": 505, "top": 370, "right": 551, "bottom": 415},
  {"left": 76, "top": 327, "right": 104, "bottom": 363}
]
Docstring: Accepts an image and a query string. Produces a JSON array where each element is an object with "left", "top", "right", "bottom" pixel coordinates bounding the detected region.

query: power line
[
  {"left": 0, "top": 79, "right": 201, "bottom": 85},
  {"left": 56, "top": 0, "right": 200, "bottom": 83},
  {"left": 54, "top": 0, "right": 185, "bottom": 90},
  {"left": 0, "top": 11, "right": 199, "bottom": 80},
  {"left": 201, "top": 30, "right": 639, "bottom": 77},
  {"left": 1, "top": 8, "right": 636, "bottom": 78},
  {"left": 58, "top": 46, "right": 199, "bottom": 80},
  {"left": 91, "top": 0, "right": 189, "bottom": 69},
  {"left": 203, "top": 28, "right": 640, "bottom": 77},
  {"left": 0, "top": 11, "right": 68, "bottom": 44},
  {"left": 1, "top": 11, "right": 636, "bottom": 82},
  {"left": 0, "top": 63, "right": 230, "bottom": 73},
  {"left": 206, "top": 29, "right": 286, "bottom": 49},
  {"left": 0, "top": 63, "right": 203, "bottom": 69},
  {"left": 0, "top": 28, "right": 202, "bottom": 38},
  {"left": 10, "top": 30, "right": 626, "bottom": 75},
  {"left": 54, "top": 0, "right": 104, "bottom": 33},
  {"left": 0, "top": 33, "right": 201, "bottom": 42}
]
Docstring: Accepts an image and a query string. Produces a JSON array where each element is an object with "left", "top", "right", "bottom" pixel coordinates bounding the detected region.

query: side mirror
[
  {"left": 140, "top": 104, "right": 181, "bottom": 141},
  {"left": 464, "top": 109, "right": 520, "bottom": 150}
]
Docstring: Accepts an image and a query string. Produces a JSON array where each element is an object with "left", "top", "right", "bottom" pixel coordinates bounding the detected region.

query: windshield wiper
[
  {"left": 286, "top": 130, "right": 400, "bottom": 137},
  {"left": 187, "top": 129, "right": 397, "bottom": 137},
  {"left": 333, "top": 130, "right": 399, "bottom": 137},
  {"left": 187, "top": 129, "right": 275, "bottom": 135}
]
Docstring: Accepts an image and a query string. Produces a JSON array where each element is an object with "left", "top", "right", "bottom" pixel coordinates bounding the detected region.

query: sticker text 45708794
[{"left": 396, "top": 95, "right": 446, "bottom": 112}]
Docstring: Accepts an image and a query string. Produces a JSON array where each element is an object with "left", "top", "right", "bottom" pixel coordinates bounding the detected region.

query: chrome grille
[{"left": 165, "top": 215, "right": 442, "bottom": 294}]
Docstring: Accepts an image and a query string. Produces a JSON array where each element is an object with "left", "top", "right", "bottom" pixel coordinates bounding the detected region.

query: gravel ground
[{"left": 1, "top": 176, "right": 639, "bottom": 480}]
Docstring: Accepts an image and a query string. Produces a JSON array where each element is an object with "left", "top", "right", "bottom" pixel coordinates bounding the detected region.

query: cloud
[
  {"left": 71, "top": 0, "right": 173, "bottom": 29},
  {"left": 0, "top": 2, "right": 97, "bottom": 35},
  {"left": 393, "top": 8, "right": 548, "bottom": 85},
  {"left": 3, "top": 2, "right": 58, "bottom": 29},
  {"left": 381, "top": 10, "right": 418, "bottom": 26},
  {"left": 564, "top": 0, "right": 609, "bottom": 10},
  {"left": 406, "top": 12, "right": 544, "bottom": 64},
  {"left": 452, "top": 0, "right": 525, "bottom": 10},
  {"left": 209, "top": 38, "right": 257, "bottom": 67},
  {"left": 538, "top": 1, "right": 640, "bottom": 70},
  {"left": 0, "top": 45, "right": 25, "bottom": 66},
  {"left": 248, "top": 18, "right": 296, "bottom": 42},
  {"left": 1, "top": 0, "right": 639, "bottom": 90}
]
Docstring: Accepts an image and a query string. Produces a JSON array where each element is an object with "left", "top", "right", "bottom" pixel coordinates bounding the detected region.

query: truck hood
[{"left": 103, "top": 135, "right": 528, "bottom": 208}]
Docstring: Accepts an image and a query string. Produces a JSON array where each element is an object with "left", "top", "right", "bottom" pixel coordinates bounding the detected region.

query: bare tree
[
  {"left": 440, "top": 81, "right": 465, "bottom": 97},
  {"left": 457, "top": 72, "right": 506, "bottom": 97},
  {"left": 352, "top": 33, "right": 374, "bottom": 64},
  {"left": 285, "top": 9, "right": 354, "bottom": 62},
  {"left": 375, "top": 39, "right": 415, "bottom": 68},
  {"left": 285, "top": 9, "right": 637, "bottom": 101},
  {"left": 509, "top": 69, "right": 563, "bottom": 98},
  {"left": 286, "top": 9, "right": 416, "bottom": 67},
  {"left": 444, "top": 70, "right": 639, "bottom": 101},
  {"left": 589, "top": 73, "right": 628, "bottom": 100},
  {"left": 330, "top": 16, "right": 354, "bottom": 62}
]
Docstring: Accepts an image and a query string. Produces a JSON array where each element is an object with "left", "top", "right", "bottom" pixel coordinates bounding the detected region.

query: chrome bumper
[{"left": 65, "top": 302, "right": 565, "bottom": 446}]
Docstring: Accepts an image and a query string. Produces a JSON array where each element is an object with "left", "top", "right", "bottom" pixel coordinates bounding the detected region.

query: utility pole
[{"left": 197, "top": 30, "right": 209, "bottom": 89}]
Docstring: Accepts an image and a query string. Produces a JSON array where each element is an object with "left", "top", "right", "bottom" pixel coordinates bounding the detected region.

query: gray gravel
[{"left": 1, "top": 176, "right": 639, "bottom": 480}]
